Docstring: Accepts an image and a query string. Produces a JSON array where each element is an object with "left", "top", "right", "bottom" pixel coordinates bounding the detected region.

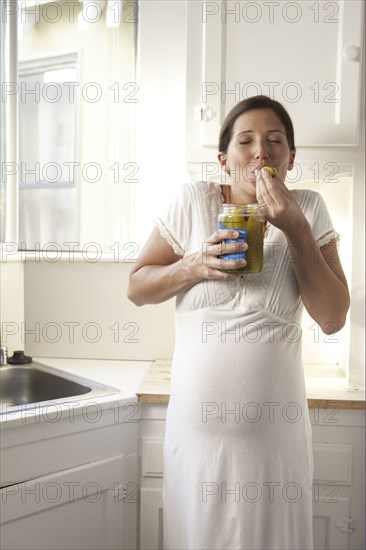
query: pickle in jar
[{"left": 218, "top": 204, "right": 264, "bottom": 273}]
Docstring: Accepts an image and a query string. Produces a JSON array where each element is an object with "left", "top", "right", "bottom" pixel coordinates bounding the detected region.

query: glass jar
[{"left": 218, "top": 204, "right": 265, "bottom": 273}]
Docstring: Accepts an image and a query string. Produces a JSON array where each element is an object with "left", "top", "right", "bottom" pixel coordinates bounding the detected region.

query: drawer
[{"left": 313, "top": 443, "right": 352, "bottom": 485}]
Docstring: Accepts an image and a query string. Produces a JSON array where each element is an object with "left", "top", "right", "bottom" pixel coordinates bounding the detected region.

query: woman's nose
[{"left": 255, "top": 142, "right": 269, "bottom": 160}]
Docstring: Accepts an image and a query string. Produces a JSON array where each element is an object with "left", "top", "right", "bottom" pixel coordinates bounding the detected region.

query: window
[{"left": 2, "top": 0, "right": 137, "bottom": 250}]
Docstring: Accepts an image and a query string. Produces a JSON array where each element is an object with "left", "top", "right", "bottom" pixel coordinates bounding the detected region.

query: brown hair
[{"left": 218, "top": 95, "right": 296, "bottom": 154}]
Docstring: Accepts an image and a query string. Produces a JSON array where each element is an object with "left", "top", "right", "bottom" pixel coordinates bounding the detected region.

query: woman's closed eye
[{"left": 239, "top": 139, "right": 283, "bottom": 145}]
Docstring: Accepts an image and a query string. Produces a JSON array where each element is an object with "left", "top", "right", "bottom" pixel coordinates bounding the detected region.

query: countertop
[{"left": 137, "top": 360, "right": 366, "bottom": 409}]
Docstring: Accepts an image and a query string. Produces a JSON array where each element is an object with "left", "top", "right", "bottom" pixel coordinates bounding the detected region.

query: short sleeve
[
  {"left": 295, "top": 189, "right": 339, "bottom": 247},
  {"left": 154, "top": 183, "right": 193, "bottom": 256}
]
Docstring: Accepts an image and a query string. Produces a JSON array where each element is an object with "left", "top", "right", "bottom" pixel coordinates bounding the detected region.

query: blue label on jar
[{"left": 218, "top": 225, "right": 247, "bottom": 261}]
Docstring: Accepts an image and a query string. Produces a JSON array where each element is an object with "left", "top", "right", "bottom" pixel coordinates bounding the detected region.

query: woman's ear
[
  {"left": 287, "top": 150, "right": 296, "bottom": 171},
  {"left": 218, "top": 152, "right": 229, "bottom": 173}
]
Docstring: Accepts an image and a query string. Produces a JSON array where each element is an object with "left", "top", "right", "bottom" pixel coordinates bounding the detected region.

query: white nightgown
[{"left": 155, "top": 181, "right": 338, "bottom": 550}]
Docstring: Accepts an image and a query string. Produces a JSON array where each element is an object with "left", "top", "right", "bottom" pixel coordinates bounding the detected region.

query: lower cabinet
[
  {"left": 1, "top": 455, "right": 127, "bottom": 550},
  {"left": 139, "top": 405, "right": 365, "bottom": 550},
  {"left": 0, "top": 404, "right": 140, "bottom": 550}
]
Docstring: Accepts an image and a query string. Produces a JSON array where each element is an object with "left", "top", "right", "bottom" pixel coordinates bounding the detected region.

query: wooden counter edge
[
  {"left": 306, "top": 398, "right": 365, "bottom": 410},
  {"left": 137, "top": 393, "right": 366, "bottom": 409},
  {"left": 137, "top": 393, "right": 170, "bottom": 405}
]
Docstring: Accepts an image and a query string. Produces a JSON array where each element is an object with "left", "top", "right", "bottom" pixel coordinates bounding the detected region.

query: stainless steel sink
[{"left": 0, "top": 361, "right": 120, "bottom": 414}]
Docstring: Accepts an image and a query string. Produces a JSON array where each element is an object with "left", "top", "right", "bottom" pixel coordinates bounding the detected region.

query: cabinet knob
[
  {"left": 343, "top": 45, "right": 360, "bottom": 61},
  {"left": 200, "top": 106, "right": 216, "bottom": 122}
]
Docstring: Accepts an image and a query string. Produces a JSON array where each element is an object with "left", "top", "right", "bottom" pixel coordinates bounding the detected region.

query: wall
[
  {"left": 0, "top": 257, "right": 25, "bottom": 355},
  {"left": 23, "top": 260, "right": 175, "bottom": 361},
  {"left": 132, "top": 0, "right": 189, "bottom": 245}
]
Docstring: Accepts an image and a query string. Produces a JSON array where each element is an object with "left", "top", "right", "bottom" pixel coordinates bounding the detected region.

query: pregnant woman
[{"left": 127, "top": 95, "right": 350, "bottom": 550}]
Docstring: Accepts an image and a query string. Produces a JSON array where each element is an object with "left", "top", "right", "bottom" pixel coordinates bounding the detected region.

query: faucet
[{"left": 0, "top": 345, "right": 7, "bottom": 366}]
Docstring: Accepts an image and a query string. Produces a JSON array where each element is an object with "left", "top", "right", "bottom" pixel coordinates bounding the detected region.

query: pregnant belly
[{"left": 169, "top": 311, "right": 307, "bottom": 440}]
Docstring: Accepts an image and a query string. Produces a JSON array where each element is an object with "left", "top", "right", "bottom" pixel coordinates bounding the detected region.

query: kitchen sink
[{"left": 0, "top": 361, "right": 120, "bottom": 414}]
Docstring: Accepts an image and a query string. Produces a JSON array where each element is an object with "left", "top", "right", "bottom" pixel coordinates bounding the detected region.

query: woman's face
[{"left": 218, "top": 108, "right": 296, "bottom": 203}]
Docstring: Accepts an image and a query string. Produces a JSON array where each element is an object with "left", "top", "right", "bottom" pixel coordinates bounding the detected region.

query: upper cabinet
[{"left": 186, "top": 0, "right": 364, "bottom": 163}]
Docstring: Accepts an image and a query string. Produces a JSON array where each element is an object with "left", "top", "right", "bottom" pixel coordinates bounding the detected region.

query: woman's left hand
[{"left": 255, "top": 167, "right": 306, "bottom": 235}]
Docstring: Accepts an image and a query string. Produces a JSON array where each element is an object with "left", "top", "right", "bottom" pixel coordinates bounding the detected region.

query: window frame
[{"left": 1, "top": 0, "right": 18, "bottom": 244}]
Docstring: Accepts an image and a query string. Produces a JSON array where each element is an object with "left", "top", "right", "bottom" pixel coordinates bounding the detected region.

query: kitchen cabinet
[
  {"left": 0, "top": 398, "right": 140, "bottom": 550},
  {"left": 139, "top": 404, "right": 365, "bottom": 550},
  {"left": 310, "top": 407, "right": 365, "bottom": 550},
  {"left": 186, "top": 0, "right": 364, "bottom": 164}
]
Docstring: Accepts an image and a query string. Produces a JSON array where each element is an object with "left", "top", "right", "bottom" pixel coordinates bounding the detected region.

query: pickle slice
[
  {"left": 263, "top": 166, "right": 276, "bottom": 176},
  {"left": 221, "top": 208, "right": 245, "bottom": 229}
]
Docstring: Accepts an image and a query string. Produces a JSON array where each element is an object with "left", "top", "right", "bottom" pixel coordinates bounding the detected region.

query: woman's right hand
[
  {"left": 187, "top": 229, "right": 248, "bottom": 280},
  {"left": 127, "top": 227, "right": 247, "bottom": 306}
]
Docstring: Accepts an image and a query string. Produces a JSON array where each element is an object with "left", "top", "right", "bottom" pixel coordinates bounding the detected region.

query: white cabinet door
[
  {"left": 187, "top": 0, "right": 364, "bottom": 162},
  {"left": 140, "top": 487, "right": 164, "bottom": 550},
  {"left": 313, "top": 496, "right": 350, "bottom": 550},
  {"left": 0, "top": 455, "right": 130, "bottom": 550}
]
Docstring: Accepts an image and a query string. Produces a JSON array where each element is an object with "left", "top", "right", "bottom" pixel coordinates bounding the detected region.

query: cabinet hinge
[{"left": 335, "top": 516, "right": 357, "bottom": 534}]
